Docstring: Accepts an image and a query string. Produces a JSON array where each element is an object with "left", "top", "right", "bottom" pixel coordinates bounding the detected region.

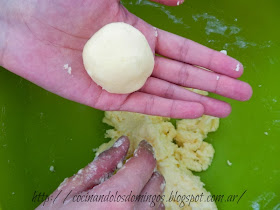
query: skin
[
  {"left": 36, "top": 136, "right": 166, "bottom": 210},
  {"left": 0, "top": 0, "right": 252, "bottom": 119}
]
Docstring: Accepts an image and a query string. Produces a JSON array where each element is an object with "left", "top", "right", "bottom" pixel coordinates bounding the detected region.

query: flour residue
[
  {"left": 192, "top": 13, "right": 241, "bottom": 36},
  {"left": 134, "top": 0, "right": 188, "bottom": 27},
  {"left": 192, "top": 13, "right": 273, "bottom": 50},
  {"left": 251, "top": 192, "right": 277, "bottom": 210}
]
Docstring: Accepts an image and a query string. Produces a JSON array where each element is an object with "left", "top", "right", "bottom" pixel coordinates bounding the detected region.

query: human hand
[
  {"left": 36, "top": 136, "right": 165, "bottom": 210},
  {"left": 0, "top": 0, "right": 252, "bottom": 119}
]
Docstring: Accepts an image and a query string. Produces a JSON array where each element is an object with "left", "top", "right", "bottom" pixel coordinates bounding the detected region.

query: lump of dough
[
  {"left": 82, "top": 22, "right": 154, "bottom": 94},
  {"left": 96, "top": 103, "right": 220, "bottom": 210}
]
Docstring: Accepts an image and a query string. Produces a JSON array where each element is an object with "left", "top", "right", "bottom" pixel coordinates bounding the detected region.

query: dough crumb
[
  {"left": 234, "top": 18, "right": 238, "bottom": 22},
  {"left": 216, "top": 75, "right": 220, "bottom": 80},
  {"left": 153, "top": 27, "right": 158, "bottom": 37},
  {"left": 258, "top": 84, "right": 262, "bottom": 88},
  {"left": 264, "top": 132, "right": 269, "bottom": 135},
  {"left": 235, "top": 63, "right": 240, "bottom": 72},
  {"left": 220, "top": 50, "right": 227, "bottom": 55},
  {"left": 177, "top": 1, "right": 180, "bottom": 5},
  {"left": 227, "top": 160, "right": 232, "bottom": 166},
  {"left": 49, "top": 165, "right": 55, "bottom": 172},
  {"left": 117, "top": 161, "right": 123, "bottom": 169},
  {"left": 12, "top": 192, "right": 15, "bottom": 195},
  {"left": 63, "top": 64, "right": 72, "bottom": 75},
  {"left": 63, "top": 64, "right": 69, "bottom": 69}
]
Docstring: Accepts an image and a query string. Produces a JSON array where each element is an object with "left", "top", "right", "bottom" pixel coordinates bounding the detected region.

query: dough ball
[{"left": 82, "top": 22, "right": 155, "bottom": 94}]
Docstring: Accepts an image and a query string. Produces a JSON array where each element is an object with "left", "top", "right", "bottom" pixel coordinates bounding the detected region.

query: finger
[
  {"left": 140, "top": 77, "right": 232, "bottom": 118},
  {"left": 52, "top": 136, "right": 129, "bottom": 198},
  {"left": 149, "top": 0, "right": 184, "bottom": 6},
  {"left": 119, "top": 92, "right": 204, "bottom": 119},
  {"left": 134, "top": 172, "right": 165, "bottom": 210},
  {"left": 155, "top": 29, "right": 243, "bottom": 78},
  {"left": 92, "top": 140, "right": 157, "bottom": 199},
  {"left": 152, "top": 56, "right": 253, "bottom": 101}
]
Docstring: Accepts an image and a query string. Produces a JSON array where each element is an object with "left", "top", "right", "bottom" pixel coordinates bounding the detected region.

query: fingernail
[
  {"left": 176, "top": 0, "right": 184, "bottom": 6},
  {"left": 138, "top": 140, "right": 155, "bottom": 155},
  {"left": 113, "top": 136, "right": 128, "bottom": 148},
  {"left": 151, "top": 171, "right": 166, "bottom": 192},
  {"left": 153, "top": 171, "right": 161, "bottom": 178}
]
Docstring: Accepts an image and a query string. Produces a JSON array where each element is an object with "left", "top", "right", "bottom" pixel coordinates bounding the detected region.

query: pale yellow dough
[
  {"left": 96, "top": 90, "right": 219, "bottom": 210},
  {"left": 82, "top": 22, "right": 154, "bottom": 94}
]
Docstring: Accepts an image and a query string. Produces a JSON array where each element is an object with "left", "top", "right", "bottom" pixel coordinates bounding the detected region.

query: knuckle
[
  {"left": 177, "top": 64, "right": 190, "bottom": 87},
  {"left": 144, "top": 95, "right": 155, "bottom": 115},
  {"left": 206, "top": 50, "right": 215, "bottom": 69},
  {"left": 168, "top": 100, "right": 175, "bottom": 118},
  {"left": 179, "top": 39, "right": 190, "bottom": 60},
  {"left": 164, "top": 83, "right": 175, "bottom": 99}
]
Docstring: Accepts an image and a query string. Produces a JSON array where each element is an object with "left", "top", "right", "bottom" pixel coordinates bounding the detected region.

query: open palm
[{"left": 1, "top": 0, "right": 252, "bottom": 118}]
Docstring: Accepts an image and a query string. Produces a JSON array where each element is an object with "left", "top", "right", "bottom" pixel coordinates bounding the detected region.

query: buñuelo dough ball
[{"left": 82, "top": 22, "right": 155, "bottom": 94}]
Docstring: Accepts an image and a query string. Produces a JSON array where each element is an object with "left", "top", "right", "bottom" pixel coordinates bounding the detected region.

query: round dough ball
[{"left": 82, "top": 22, "right": 154, "bottom": 94}]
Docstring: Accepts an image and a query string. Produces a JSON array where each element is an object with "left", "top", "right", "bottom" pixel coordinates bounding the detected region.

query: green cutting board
[{"left": 0, "top": 0, "right": 279, "bottom": 209}]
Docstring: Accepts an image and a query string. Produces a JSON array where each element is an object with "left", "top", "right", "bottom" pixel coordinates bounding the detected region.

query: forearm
[
  {"left": 0, "top": 23, "right": 8, "bottom": 67},
  {"left": 0, "top": 1, "right": 24, "bottom": 67},
  {"left": 0, "top": 1, "right": 10, "bottom": 67}
]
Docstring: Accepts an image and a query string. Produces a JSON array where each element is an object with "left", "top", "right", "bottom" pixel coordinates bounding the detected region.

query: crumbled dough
[
  {"left": 153, "top": 27, "right": 158, "bottom": 37},
  {"left": 49, "top": 165, "right": 55, "bottom": 172},
  {"left": 67, "top": 67, "right": 72, "bottom": 75},
  {"left": 235, "top": 63, "right": 240, "bottom": 72},
  {"left": 96, "top": 90, "right": 219, "bottom": 209},
  {"left": 186, "top": 88, "right": 209, "bottom": 96},
  {"left": 220, "top": 50, "right": 227, "bottom": 55},
  {"left": 175, "top": 116, "right": 218, "bottom": 171},
  {"left": 63, "top": 63, "right": 72, "bottom": 75},
  {"left": 227, "top": 160, "right": 232, "bottom": 166}
]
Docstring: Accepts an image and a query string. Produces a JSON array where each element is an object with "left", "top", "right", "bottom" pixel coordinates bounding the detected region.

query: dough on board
[{"left": 96, "top": 89, "right": 220, "bottom": 210}]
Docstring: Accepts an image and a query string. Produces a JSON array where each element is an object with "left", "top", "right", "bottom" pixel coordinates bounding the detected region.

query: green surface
[{"left": 0, "top": 0, "right": 280, "bottom": 209}]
